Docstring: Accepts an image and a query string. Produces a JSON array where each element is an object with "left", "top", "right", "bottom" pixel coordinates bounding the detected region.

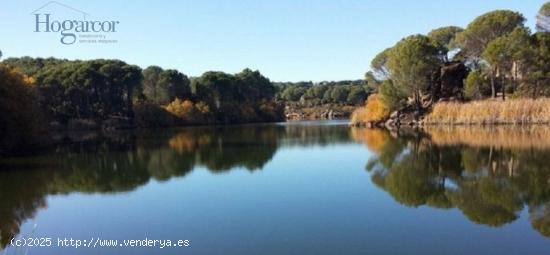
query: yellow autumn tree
[{"left": 165, "top": 98, "right": 213, "bottom": 124}]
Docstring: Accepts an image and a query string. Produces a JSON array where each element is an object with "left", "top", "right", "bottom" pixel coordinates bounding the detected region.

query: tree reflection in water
[
  {"left": 2, "top": 124, "right": 550, "bottom": 249},
  {"left": 0, "top": 123, "right": 351, "bottom": 248},
  {"left": 352, "top": 126, "right": 550, "bottom": 237}
]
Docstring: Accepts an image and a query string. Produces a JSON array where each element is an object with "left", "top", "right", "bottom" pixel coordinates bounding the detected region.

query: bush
[{"left": 351, "top": 94, "right": 391, "bottom": 125}]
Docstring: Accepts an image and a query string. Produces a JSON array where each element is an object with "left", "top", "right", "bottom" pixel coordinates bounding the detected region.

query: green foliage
[
  {"left": 464, "top": 69, "right": 490, "bottom": 99},
  {"left": 455, "top": 10, "right": 525, "bottom": 59},
  {"left": 280, "top": 85, "right": 308, "bottom": 101},
  {"left": 427, "top": 26, "right": 464, "bottom": 60},
  {"left": 537, "top": 2, "right": 550, "bottom": 32},
  {"left": 191, "top": 69, "right": 282, "bottom": 123},
  {"left": 347, "top": 86, "right": 368, "bottom": 105},
  {"left": 330, "top": 86, "right": 349, "bottom": 104},
  {"left": 386, "top": 34, "right": 443, "bottom": 108},
  {"left": 370, "top": 48, "right": 391, "bottom": 80},
  {"left": 378, "top": 80, "right": 405, "bottom": 111},
  {"left": 525, "top": 32, "right": 550, "bottom": 97},
  {"left": 33, "top": 59, "right": 142, "bottom": 123},
  {"left": 2, "top": 57, "right": 67, "bottom": 76},
  {"left": 276, "top": 80, "right": 368, "bottom": 106},
  {"left": 235, "top": 68, "right": 276, "bottom": 101},
  {"left": 142, "top": 66, "right": 190, "bottom": 105}
]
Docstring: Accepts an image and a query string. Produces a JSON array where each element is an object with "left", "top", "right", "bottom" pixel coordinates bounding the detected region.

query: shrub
[{"left": 351, "top": 94, "right": 391, "bottom": 125}]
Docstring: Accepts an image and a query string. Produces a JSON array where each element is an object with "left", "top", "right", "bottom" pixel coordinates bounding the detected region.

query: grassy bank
[{"left": 425, "top": 99, "right": 550, "bottom": 125}]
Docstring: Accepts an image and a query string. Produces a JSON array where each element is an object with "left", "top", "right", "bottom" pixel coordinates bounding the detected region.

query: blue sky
[{"left": 0, "top": 0, "right": 546, "bottom": 81}]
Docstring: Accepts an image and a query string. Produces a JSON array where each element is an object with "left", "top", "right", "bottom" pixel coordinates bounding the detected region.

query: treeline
[
  {"left": 0, "top": 56, "right": 284, "bottom": 154},
  {"left": 355, "top": 2, "right": 550, "bottom": 125},
  {"left": 275, "top": 80, "right": 371, "bottom": 106}
]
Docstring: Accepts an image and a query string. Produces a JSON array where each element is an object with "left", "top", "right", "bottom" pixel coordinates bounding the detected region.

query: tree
[
  {"left": 142, "top": 66, "right": 163, "bottom": 102},
  {"left": 281, "top": 85, "right": 307, "bottom": 102},
  {"left": 483, "top": 27, "right": 533, "bottom": 100},
  {"left": 537, "top": 2, "right": 550, "bottom": 32},
  {"left": 347, "top": 85, "right": 368, "bottom": 105},
  {"left": 455, "top": 10, "right": 526, "bottom": 61},
  {"left": 370, "top": 48, "right": 391, "bottom": 81},
  {"left": 142, "top": 67, "right": 190, "bottom": 105},
  {"left": 34, "top": 60, "right": 141, "bottom": 122},
  {"left": 527, "top": 32, "right": 550, "bottom": 97},
  {"left": 464, "top": 69, "right": 490, "bottom": 99},
  {"left": 378, "top": 79, "right": 405, "bottom": 111},
  {"left": 191, "top": 71, "right": 235, "bottom": 110},
  {"left": 427, "top": 26, "right": 463, "bottom": 61},
  {"left": 234, "top": 68, "right": 275, "bottom": 101},
  {"left": 330, "top": 86, "right": 349, "bottom": 104},
  {"left": 386, "top": 35, "right": 442, "bottom": 109},
  {"left": 0, "top": 64, "right": 47, "bottom": 154}
]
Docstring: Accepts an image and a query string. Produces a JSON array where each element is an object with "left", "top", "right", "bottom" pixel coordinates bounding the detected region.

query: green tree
[
  {"left": 281, "top": 85, "right": 307, "bottom": 102},
  {"left": 464, "top": 69, "right": 490, "bottom": 99},
  {"left": 483, "top": 27, "right": 533, "bottom": 100},
  {"left": 142, "top": 67, "right": 190, "bottom": 105},
  {"left": 234, "top": 68, "right": 275, "bottom": 101},
  {"left": 427, "top": 26, "right": 463, "bottom": 61},
  {"left": 386, "top": 35, "right": 442, "bottom": 109},
  {"left": 142, "top": 65, "right": 163, "bottom": 102},
  {"left": 347, "top": 85, "right": 368, "bottom": 105},
  {"left": 330, "top": 86, "right": 349, "bottom": 104},
  {"left": 34, "top": 60, "right": 141, "bottom": 122},
  {"left": 455, "top": 10, "right": 526, "bottom": 60},
  {"left": 537, "top": 2, "right": 550, "bottom": 32},
  {"left": 378, "top": 80, "right": 405, "bottom": 110},
  {"left": 370, "top": 48, "right": 391, "bottom": 81},
  {"left": 528, "top": 32, "right": 550, "bottom": 97}
]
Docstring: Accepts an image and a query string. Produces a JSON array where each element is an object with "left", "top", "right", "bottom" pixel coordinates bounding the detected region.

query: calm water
[{"left": 1, "top": 121, "right": 550, "bottom": 254}]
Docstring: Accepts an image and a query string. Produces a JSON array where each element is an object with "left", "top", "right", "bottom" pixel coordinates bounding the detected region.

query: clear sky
[{"left": 0, "top": 0, "right": 546, "bottom": 82}]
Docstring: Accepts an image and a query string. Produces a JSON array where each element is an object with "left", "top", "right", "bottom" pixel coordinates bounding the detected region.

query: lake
[{"left": 1, "top": 120, "right": 550, "bottom": 254}]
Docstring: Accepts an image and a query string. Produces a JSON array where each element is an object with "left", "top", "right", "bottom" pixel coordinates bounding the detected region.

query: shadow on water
[
  {"left": 0, "top": 122, "right": 352, "bottom": 248},
  {"left": 351, "top": 126, "right": 550, "bottom": 238}
]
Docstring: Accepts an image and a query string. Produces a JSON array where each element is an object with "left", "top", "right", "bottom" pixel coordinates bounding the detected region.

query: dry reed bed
[{"left": 425, "top": 99, "right": 550, "bottom": 125}]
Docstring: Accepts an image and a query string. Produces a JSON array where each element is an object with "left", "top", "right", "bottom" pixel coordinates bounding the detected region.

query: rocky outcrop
[
  {"left": 431, "top": 61, "right": 468, "bottom": 101},
  {"left": 384, "top": 106, "right": 426, "bottom": 129}
]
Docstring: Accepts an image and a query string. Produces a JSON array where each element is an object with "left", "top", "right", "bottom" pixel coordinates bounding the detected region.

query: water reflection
[
  {"left": 2, "top": 123, "right": 550, "bottom": 250},
  {"left": 352, "top": 127, "right": 550, "bottom": 237},
  {"left": 0, "top": 122, "right": 351, "bottom": 248}
]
